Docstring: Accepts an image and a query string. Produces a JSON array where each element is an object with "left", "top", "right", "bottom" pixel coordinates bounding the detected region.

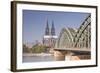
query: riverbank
[{"left": 23, "top": 53, "right": 53, "bottom": 57}]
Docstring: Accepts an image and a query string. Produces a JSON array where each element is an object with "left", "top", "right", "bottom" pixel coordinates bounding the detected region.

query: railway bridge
[{"left": 53, "top": 15, "right": 91, "bottom": 61}]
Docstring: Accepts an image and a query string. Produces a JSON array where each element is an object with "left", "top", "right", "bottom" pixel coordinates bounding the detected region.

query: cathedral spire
[
  {"left": 51, "top": 21, "right": 55, "bottom": 35},
  {"left": 45, "top": 20, "right": 50, "bottom": 35}
]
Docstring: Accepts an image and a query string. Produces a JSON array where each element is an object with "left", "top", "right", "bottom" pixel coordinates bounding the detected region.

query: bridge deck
[{"left": 54, "top": 48, "right": 90, "bottom": 52}]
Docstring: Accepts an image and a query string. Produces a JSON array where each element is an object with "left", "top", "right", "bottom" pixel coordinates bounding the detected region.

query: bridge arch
[
  {"left": 73, "top": 15, "right": 91, "bottom": 49},
  {"left": 55, "top": 15, "right": 91, "bottom": 49},
  {"left": 54, "top": 15, "right": 91, "bottom": 61},
  {"left": 56, "top": 28, "right": 76, "bottom": 48}
]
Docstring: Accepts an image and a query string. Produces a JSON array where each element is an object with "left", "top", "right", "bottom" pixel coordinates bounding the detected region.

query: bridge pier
[
  {"left": 54, "top": 50, "right": 66, "bottom": 61},
  {"left": 54, "top": 50, "right": 74, "bottom": 61},
  {"left": 53, "top": 49, "right": 91, "bottom": 61}
]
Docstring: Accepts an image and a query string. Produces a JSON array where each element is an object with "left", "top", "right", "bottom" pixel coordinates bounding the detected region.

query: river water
[{"left": 23, "top": 54, "right": 55, "bottom": 62}]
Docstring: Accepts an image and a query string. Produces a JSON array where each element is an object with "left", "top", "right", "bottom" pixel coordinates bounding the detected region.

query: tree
[
  {"left": 31, "top": 44, "right": 48, "bottom": 53},
  {"left": 23, "top": 44, "right": 30, "bottom": 53}
]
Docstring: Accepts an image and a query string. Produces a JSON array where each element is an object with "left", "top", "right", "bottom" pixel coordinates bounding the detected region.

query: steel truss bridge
[{"left": 53, "top": 15, "right": 91, "bottom": 60}]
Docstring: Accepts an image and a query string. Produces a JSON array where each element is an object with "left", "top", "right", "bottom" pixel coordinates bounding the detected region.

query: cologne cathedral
[{"left": 43, "top": 20, "right": 57, "bottom": 48}]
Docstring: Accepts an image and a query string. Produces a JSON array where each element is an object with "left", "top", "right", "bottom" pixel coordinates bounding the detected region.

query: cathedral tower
[
  {"left": 43, "top": 20, "right": 51, "bottom": 47},
  {"left": 45, "top": 20, "right": 50, "bottom": 35},
  {"left": 43, "top": 20, "right": 57, "bottom": 48},
  {"left": 50, "top": 21, "right": 57, "bottom": 48},
  {"left": 51, "top": 21, "right": 55, "bottom": 36}
]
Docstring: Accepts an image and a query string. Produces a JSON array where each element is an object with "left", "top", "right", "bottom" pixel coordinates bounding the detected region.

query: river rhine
[{"left": 23, "top": 53, "right": 55, "bottom": 62}]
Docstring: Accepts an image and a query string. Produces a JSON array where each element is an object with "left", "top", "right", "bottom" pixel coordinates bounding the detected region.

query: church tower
[
  {"left": 43, "top": 20, "right": 51, "bottom": 47},
  {"left": 50, "top": 21, "right": 57, "bottom": 48},
  {"left": 45, "top": 20, "right": 50, "bottom": 35},
  {"left": 43, "top": 20, "right": 58, "bottom": 48},
  {"left": 51, "top": 21, "right": 55, "bottom": 36}
]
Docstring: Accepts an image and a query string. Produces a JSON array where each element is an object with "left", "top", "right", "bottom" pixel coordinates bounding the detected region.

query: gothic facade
[{"left": 43, "top": 20, "right": 57, "bottom": 48}]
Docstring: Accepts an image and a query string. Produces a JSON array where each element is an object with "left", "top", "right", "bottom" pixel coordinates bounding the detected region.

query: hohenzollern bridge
[{"left": 53, "top": 15, "right": 91, "bottom": 61}]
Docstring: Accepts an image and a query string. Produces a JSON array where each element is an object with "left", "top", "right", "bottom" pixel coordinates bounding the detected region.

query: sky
[{"left": 23, "top": 10, "right": 90, "bottom": 44}]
